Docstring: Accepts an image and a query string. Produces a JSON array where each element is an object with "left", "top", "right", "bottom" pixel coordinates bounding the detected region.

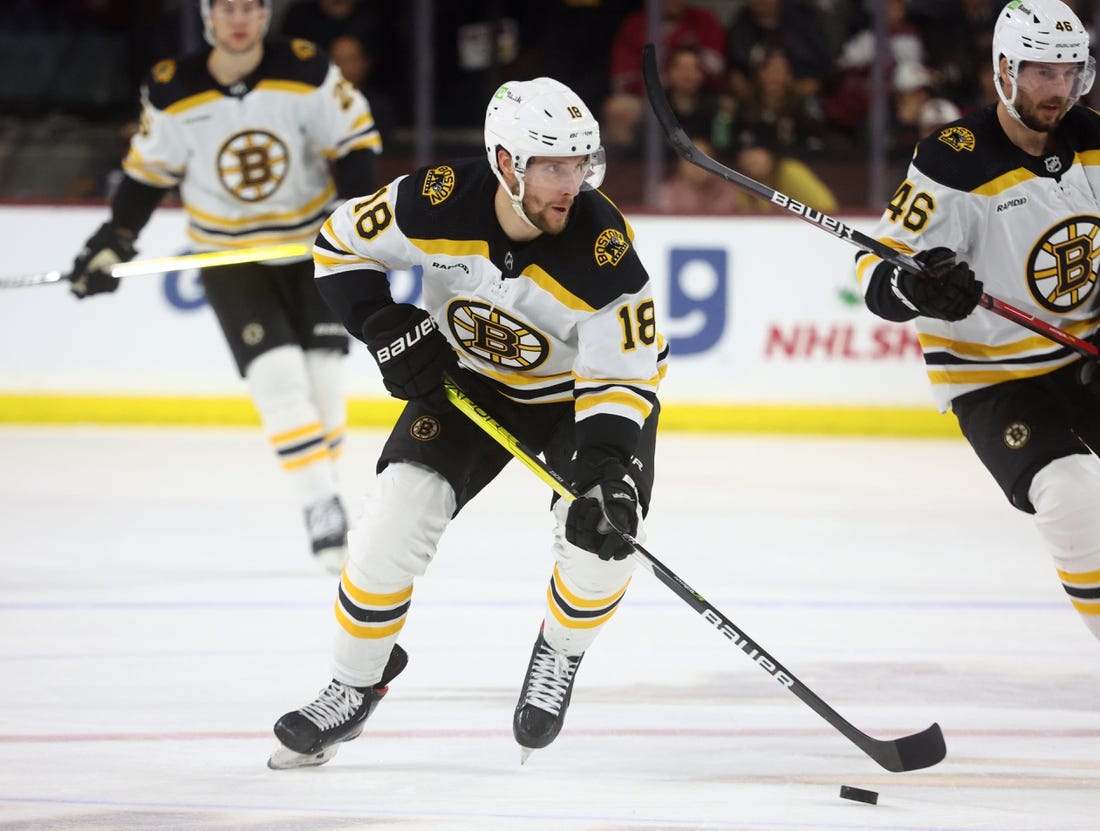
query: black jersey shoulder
[
  {"left": 912, "top": 103, "right": 1100, "bottom": 191},
  {"left": 910, "top": 105, "right": 1018, "bottom": 192},
  {"left": 142, "top": 39, "right": 328, "bottom": 111},
  {"left": 143, "top": 50, "right": 216, "bottom": 110},
  {"left": 393, "top": 157, "right": 497, "bottom": 240},
  {"left": 1060, "top": 104, "right": 1100, "bottom": 153},
  {"left": 535, "top": 188, "right": 650, "bottom": 309},
  {"left": 258, "top": 38, "right": 330, "bottom": 87}
]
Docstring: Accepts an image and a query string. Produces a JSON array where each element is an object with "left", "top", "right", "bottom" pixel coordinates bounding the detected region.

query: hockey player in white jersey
[
  {"left": 858, "top": 0, "right": 1100, "bottom": 641},
  {"left": 66, "top": 0, "right": 382, "bottom": 573},
  {"left": 267, "top": 77, "right": 669, "bottom": 769}
]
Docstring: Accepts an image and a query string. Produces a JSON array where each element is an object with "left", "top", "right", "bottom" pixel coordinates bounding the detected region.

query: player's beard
[
  {"left": 1017, "top": 93, "right": 1073, "bottom": 133},
  {"left": 521, "top": 193, "right": 574, "bottom": 235}
]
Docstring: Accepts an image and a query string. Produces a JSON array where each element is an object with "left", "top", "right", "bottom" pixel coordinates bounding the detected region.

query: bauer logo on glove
[{"left": 372, "top": 315, "right": 440, "bottom": 364}]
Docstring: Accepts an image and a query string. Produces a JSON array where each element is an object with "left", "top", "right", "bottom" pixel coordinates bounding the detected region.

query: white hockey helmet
[
  {"left": 992, "top": 0, "right": 1095, "bottom": 121},
  {"left": 200, "top": 0, "right": 270, "bottom": 47},
  {"left": 484, "top": 78, "right": 605, "bottom": 227}
]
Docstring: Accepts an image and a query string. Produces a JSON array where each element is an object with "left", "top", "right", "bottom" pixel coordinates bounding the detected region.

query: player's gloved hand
[
  {"left": 565, "top": 457, "right": 639, "bottom": 561},
  {"left": 68, "top": 222, "right": 136, "bottom": 299},
  {"left": 889, "top": 247, "right": 983, "bottom": 321},
  {"left": 362, "top": 303, "right": 456, "bottom": 409}
]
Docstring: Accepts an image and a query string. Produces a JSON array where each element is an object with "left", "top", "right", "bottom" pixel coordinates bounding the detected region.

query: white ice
[{"left": 1, "top": 426, "right": 1097, "bottom": 830}]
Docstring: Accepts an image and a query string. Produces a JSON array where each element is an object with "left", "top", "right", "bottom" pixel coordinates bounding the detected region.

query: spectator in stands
[
  {"left": 658, "top": 135, "right": 745, "bottom": 213},
  {"left": 524, "top": 0, "right": 641, "bottom": 115},
  {"left": 664, "top": 45, "right": 723, "bottom": 146},
  {"left": 609, "top": 0, "right": 726, "bottom": 97},
  {"left": 725, "top": 0, "right": 832, "bottom": 101},
  {"left": 731, "top": 46, "right": 827, "bottom": 155},
  {"left": 603, "top": 3, "right": 726, "bottom": 161},
  {"left": 280, "top": 0, "right": 380, "bottom": 52},
  {"left": 823, "top": 0, "right": 925, "bottom": 141},
  {"left": 891, "top": 61, "right": 936, "bottom": 157},
  {"left": 917, "top": 96, "right": 961, "bottom": 138},
  {"left": 731, "top": 124, "right": 838, "bottom": 213},
  {"left": 908, "top": 0, "right": 997, "bottom": 111}
]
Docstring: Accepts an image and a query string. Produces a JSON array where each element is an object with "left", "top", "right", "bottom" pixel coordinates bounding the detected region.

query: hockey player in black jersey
[
  {"left": 66, "top": 0, "right": 382, "bottom": 573},
  {"left": 268, "top": 77, "right": 669, "bottom": 769},
  {"left": 858, "top": 0, "right": 1100, "bottom": 642}
]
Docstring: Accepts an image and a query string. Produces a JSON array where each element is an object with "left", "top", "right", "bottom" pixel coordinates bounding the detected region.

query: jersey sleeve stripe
[{"left": 122, "top": 148, "right": 184, "bottom": 187}]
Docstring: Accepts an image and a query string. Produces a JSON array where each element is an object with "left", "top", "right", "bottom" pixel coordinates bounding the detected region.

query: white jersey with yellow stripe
[
  {"left": 123, "top": 38, "right": 380, "bottom": 253},
  {"left": 856, "top": 103, "right": 1100, "bottom": 411},
  {"left": 315, "top": 157, "right": 666, "bottom": 429}
]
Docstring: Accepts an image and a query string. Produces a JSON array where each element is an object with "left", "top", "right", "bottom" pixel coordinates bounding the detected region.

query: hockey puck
[{"left": 839, "top": 785, "right": 878, "bottom": 805}]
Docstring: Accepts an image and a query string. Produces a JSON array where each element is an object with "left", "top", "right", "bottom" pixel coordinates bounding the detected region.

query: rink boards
[{"left": 0, "top": 205, "right": 957, "bottom": 436}]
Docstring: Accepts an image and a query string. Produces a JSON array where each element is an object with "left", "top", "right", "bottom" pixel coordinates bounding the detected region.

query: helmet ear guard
[{"left": 992, "top": 0, "right": 1093, "bottom": 122}]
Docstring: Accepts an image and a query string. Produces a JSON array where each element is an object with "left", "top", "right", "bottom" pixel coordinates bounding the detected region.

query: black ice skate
[
  {"left": 513, "top": 630, "right": 584, "bottom": 763},
  {"left": 304, "top": 495, "right": 348, "bottom": 574},
  {"left": 268, "top": 644, "right": 408, "bottom": 770}
]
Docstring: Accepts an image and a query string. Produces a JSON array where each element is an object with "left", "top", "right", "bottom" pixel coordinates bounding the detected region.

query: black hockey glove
[
  {"left": 362, "top": 303, "right": 456, "bottom": 409},
  {"left": 566, "top": 456, "right": 639, "bottom": 561},
  {"left": 888, "top": 247, "right": 983, "bottom": 321},
  {"left": 68, "top": 222, "right": 136, "bottom": 299}
]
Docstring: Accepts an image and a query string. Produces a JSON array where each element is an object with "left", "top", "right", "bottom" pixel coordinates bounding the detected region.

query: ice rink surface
[{"left": 1, "top": 425, "right": 1097, "bottom": 830}]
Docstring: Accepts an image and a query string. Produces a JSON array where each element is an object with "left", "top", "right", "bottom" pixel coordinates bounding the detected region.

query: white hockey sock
[
  {"left": 1029, "top": 454, "right": 1100, "bottom": 641},
  {"left": 304, "top": 348, "right": 347, "bottom": 461},
  {"left": 541, "top": 503, "right": 637, "bottom": 655},
  {"left": 245, "top": 345, "right": 339, "bottom": 507},
  {"left": 332, "top": 462, "right": 456, "bottom": 687}
]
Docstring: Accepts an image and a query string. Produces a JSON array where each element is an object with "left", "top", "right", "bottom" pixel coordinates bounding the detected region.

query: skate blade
[
  {"left": 518, "top": 746, "right": 535, "bottom": 765},
  {"left": 267, "top": 742, "right": 341, "bottom": 770}
]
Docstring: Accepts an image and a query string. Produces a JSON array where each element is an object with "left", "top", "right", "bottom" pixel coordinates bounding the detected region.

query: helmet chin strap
[
  {"left": 997, "top": 71, "right": 1026, "bottom": 126},
  {"left": 492, "top": 159, "right": 540, "bottom": 232}
]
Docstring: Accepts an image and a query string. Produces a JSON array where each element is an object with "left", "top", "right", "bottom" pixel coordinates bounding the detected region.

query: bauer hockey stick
[
  {"left": 0, "top": 242, "right": 311, "bottom": 290},
  {"left": 640, "top": 44, "right": 1100, "bottom": 361},
  {"left": 442, "top": 375, "right": 947, "bottom": 773}
]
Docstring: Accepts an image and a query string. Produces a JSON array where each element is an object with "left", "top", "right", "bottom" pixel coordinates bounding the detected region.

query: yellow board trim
[{"left": 0, "top": 394, "right": 964, "bottom": 437}]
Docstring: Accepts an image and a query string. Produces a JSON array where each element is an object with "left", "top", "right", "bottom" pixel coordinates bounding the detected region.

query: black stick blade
[{"left": 870, "top": 722, "right": 946, "bottom": 772}]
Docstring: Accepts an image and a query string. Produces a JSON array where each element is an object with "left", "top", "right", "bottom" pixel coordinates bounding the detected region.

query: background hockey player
[
  {"left": 65, "top": 0, "right": 382, "bottom": 573},
  {"left": 857, "top": 0, "right": 1100, "bottom": 641},
  {"left": 268, "top": 77, "right": 669, "bottom": 769}
]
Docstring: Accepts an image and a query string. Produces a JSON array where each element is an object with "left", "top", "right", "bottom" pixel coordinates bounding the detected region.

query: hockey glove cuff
[{"left": 889, "top": 247, "right": 983, "bottom": 322}]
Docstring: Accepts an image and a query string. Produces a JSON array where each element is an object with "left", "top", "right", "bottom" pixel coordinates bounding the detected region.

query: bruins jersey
[
  {"left": 123, "top": 39, "right": 381, "bottom": 252},
  {"left": 315, "top": 157, "right": 668, "bottom": 430},
  {"left": 857, "top": 104, "right": 1100, "bottom": 411}
]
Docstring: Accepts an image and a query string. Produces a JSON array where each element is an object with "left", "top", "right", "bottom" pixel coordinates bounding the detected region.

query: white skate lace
[
  {"left": 306, "top": 497, "right": 346, "bottom": 542},
  {"left": 299, "top": 681, "right": 364, "bottom": 730},
  {"left": 522, "top": 643, "right": 578, "bottom": 716}
]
